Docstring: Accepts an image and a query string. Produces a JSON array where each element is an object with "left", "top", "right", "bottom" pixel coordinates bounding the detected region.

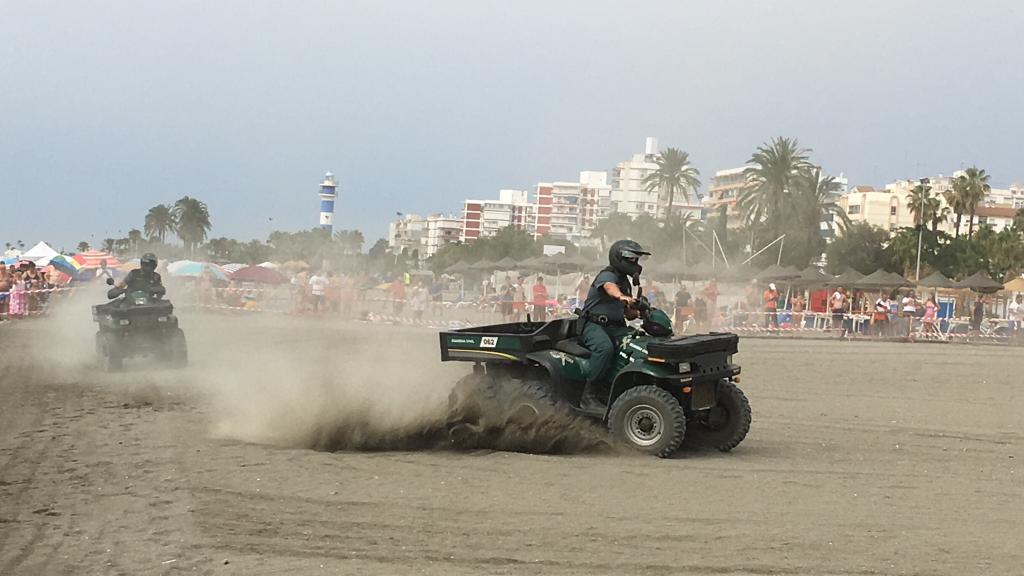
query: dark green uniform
[{"left": 580, "top": 267, "right": 633, "bottom": 387}]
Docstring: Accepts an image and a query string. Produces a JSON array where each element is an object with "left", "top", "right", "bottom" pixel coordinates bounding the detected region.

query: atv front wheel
[
  {"left": 684, "top": 380, "right": 751, "bottom": 452},
  {"left": 96, "top": 332, "right": 123, "bottom": 372},
  {"left": 166, "top": 328, "right": 188, "bottom": 368},
  {"left": 608, "top": 385, "right": 685, "bottom": 457}
]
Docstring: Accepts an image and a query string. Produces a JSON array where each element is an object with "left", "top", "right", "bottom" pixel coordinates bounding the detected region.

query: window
[
  {"left": 848, "top": 205, "right": 861, "bottom": 215},
  {"left": 890, "top": 206, "right": 897, "bottom": 216}
]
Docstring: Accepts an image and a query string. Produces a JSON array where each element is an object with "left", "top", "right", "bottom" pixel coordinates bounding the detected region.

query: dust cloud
[{"left": 16, "top": 287, "right": 608, "bottom": 454}]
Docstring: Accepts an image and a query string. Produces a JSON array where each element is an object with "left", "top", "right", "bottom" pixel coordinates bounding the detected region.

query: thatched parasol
[
  {"left": 954, "top": 271, "right": 1003, "bottom": 293},
  {"left": 917, "top": 270, "right": 956, "bottom": 289}
]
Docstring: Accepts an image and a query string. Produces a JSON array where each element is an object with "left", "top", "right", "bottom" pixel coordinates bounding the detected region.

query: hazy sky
[{"left": 2, "top": 1, "right": 1022, "bottom": 252}]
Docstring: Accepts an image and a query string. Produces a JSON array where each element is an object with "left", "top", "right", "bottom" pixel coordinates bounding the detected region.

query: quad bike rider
[
  {"left": 93, "top": 253, "right": 187, "bottom": 370},
  {"left": 577, "top": 239, "right": 650, "bottom": 412},
  {"left": 440, "top": 240, "right": 750, "bottom": 457}
]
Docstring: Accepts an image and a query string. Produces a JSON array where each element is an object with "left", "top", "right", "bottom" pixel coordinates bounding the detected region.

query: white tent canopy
[{"left": 22, "top": 241, "right": 60, "bottom": 266}]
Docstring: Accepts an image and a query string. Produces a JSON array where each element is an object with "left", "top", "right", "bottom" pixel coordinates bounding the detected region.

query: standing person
[
  {"left": 791, "top": 292, "right": 806, "bottom": 329},
  {"left": 921, "top": 295, "right": 940, "bottom": 338},
  {"left": 577, "top": 240, "right": 649, "bottom": 411},
  {"left": 872, "top": 291, "right": 890, "bottom": 337},
  {"left": 762, "top": 283, "right": 780, "bottom": 329},
  {"left": 0, "top": 267, "right": 10, "bottom": 320},
  {"left": 410, "top": 281, "right": 429, "bottom": 321},
  {"left": 1009, "top": 294, "right": 1023, "bottom": 343},
  {"left": 673, "top": 283, "right": 692, "bottom": 328},
  {"left": 575, "top": 274, "right": 591, "bottom": 310},
  {"left": 970, "top": 296, "right": 986, "bottom": 337},
  {"left": 96, "top": 259, "right": 115, "bottom": 283},
  {"left": 901, "top": 290, "right": 919, "bottom": 337},
  {"left": 512, "top": 276, "right": 527, "bottom": 321},
  {"left": 532, "top": 275, "right": 549, "bottom": 322},
  {"left": 499, "top": 281, "right": 514, "bottom": 322},
  {"left": 702, "top": 278, "right": 719, "bottom": 321},
  {"left": 390, "top": 277, "right": 406, "bottom": 315},
  {"left": 830, "top": 286, "right": 848, "bottom": 337},
  {"left": 8, "top": 271, "right": 27, "bottom": 318}
]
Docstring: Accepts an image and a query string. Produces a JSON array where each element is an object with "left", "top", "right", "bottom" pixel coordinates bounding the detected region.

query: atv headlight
[
  {"left": 119, "top": 319, "right": 130, "bottom": 326},
  {"left": 677, "top": 362, "right": 691, "bottom": 374},
  {"left": 134, "top": 297, "right": 147, "bottom": 305}
]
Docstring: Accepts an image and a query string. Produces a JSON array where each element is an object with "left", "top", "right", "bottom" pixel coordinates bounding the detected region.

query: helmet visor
[{"left": 619, "top": 249, "right": 650, "bottom": 261}]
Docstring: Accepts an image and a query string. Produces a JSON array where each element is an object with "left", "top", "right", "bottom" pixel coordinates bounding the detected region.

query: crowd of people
[{"left": 0, "top": 262, "right": 55, "bottom": 320}]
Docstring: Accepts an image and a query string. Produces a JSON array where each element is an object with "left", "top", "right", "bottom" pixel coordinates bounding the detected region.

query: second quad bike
[
  {"left": 92, "top": 278, "right": 188, "bottom": 371},
  {"left": 439, "top": 294, "right": 751, "bottom": 457}
]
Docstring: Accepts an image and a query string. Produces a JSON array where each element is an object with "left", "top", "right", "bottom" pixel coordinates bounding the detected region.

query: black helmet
[
  {"left": 608, "top": 239, "right": 650, "bottom": 278},
  {"left": 140, "top": 252, "right": 158, "bottom": 272}
]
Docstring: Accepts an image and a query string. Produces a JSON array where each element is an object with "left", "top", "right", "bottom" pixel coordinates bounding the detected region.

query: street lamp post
[{"left": 915, "top": 177, "right": 930, "bottom": 282}]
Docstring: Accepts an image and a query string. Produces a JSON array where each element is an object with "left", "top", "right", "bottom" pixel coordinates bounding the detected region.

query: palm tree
[
  {"left": 144, "top": 204, "right": 177, "bottom": 243},
  {"left": 102, "top": 238, "right": 115, "bottom": 253},
  {"left": 642, "top": 147, "right": 701, "bottom": 224},
  {"left": 738, "top": 137, "right": 815, "bottom": 238},
  {"left": 1013, "top": 208, "right": 1024, "bottom": 232},
  {"left": 943, "top": 178, "right": 968, "bottom": 238},
  {"left": 961, "top": 166, "right": 991, "bottom": 238},
  {"left": 906, "top": 183, "right": 948, "bottom": 231},
  {"left": 172, "top": 196, "right": 212, "bottom": 257},
  {"left": 77, "top": 241, "right": 90, "bottom": 252},
  {"left": 786, "top": 168, "right": 850, "bottom": 267}
]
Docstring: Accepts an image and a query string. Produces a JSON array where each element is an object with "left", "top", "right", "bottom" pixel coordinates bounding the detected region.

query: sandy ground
[{"left": 0, "top": 300, "right": 1021, "bottom": 576}]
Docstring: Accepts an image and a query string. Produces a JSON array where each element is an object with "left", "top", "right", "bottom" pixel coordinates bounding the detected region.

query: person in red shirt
[
  {"left": 532, "top": 275, "right": 549, "bottom": 322},
  {"left": 762, "top": 282, "right": 779, "bottom": 328}
]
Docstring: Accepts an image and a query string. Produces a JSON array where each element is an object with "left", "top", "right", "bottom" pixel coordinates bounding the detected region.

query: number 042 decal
[{"left": 479, "top": 337, "right": 498, "bottom": 348}]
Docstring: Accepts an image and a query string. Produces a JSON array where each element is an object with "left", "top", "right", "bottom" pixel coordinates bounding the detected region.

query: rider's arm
[{"left": 601, "top": 282, "right": 634, "bottom": 304}]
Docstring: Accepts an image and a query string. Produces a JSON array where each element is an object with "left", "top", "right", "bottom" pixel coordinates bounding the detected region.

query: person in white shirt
[
  {"left": 308, "top": 271, "right": 328, "bottom": 313},
  {"left": 900, "top": 290, "right": 919, "bottom": 337},
  {"left": 830, "top": 287, "right": 848, "bottom": 336},
  {"left": 1009, "top": 294, "right": 1023, "bottom": 341}
]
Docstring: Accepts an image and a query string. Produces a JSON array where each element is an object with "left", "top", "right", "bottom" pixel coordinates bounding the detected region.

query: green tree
[
  {"left": 172, "top": 197, "right": 212, "bottom": 256},
  {"left": 333, "top": 229, "right": 365, "bottom": 255},
  {"left": 76, "top": 241, "right": 90, "bottom": 252},
  {"left": 783, "top": 168, "right": 849, "bottom": 267},
  {"left": 144, "top": 204, "right": 177, "bottom": 243},
  {"left": 960, "top": 166, "right": 991, "bottom": 238},
  {"left": 738, "top": 137, "right": 814, "bottom": 239},
  {"left": 102, "top": 238, "right": 115, "bottom": 253},
  {"left": 642, "top": 148, "right": 701, "bottom": 223},
  {"left": 825, "top": 222, "right": 891, "bottom": 274},
  {"left": 1014, "top": 208, "right": 1024, "bottom": 232}
]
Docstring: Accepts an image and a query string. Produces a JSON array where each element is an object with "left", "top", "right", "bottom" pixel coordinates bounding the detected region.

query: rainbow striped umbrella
[{"left": 48, "top": 254, "right": 85, "bottom": 279}]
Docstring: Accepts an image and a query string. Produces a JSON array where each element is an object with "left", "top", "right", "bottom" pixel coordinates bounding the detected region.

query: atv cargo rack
[
  {"left": 439, "top": 318, "right": 576, "bottom": 363},
  {"left": 646, "top": 332, "right": 738, "bottom": 360}
]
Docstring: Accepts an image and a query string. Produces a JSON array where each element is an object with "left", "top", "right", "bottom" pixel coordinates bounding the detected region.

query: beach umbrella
[
  {"left": 520, "top": 255, "right": 552, "bottom": 272},
  {"left": 257, "top": 261, "right": 279, "bottom": 269},
  {"left": 917, "top": 270, "right": 956, "bottom": 289},
  {"left": 220, "top": 263, "right": 246, "bottom": 275},
  {"left": 470, "top": 258, "right": 497, "bottom": 272},
  {"left": 827, "top": 268, "right": 865, "bottom": 287},
  {"left": 854, "top": 269, "right": 904, "bottom": 290},
  {"left": 885, "top": 271, "right": 913, "bottom": 288},
  {"left": 168, "top": 261, "right": 228, "bottom": 281},
  {"left": 444, "top": 260, "right": 472, "bottom": 275},
  {"left": 48, "top": 254, "right": 85, "bottom": 279},
  {"left": 230, "top": 265, "right": 287, "bottom": 284},
  {"left": 791, "top": 266, "right": 834, "bottom": 287},
  {"left": 1003, "top": 277, "right": 1024, "bottom": 292},
  {"left": 954, "top": 271, "right": 1002, "bottom": 293},
  {"left": 74, "top": 250, "right": 121, "bottom": 269},
  {"left": 756, "top": 264, "right": 801, "bottom": 283},
  {"left": 492, "top": 256, "right": 520, "bottom": 271}
]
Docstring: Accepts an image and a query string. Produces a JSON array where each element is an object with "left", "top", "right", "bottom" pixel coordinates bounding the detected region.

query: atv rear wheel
[
  {"left": 684, "top": 380, "right": 751, "bottom": 452},
  {"left": 608, "top": 385, "right": 685, "bottom": 457}
]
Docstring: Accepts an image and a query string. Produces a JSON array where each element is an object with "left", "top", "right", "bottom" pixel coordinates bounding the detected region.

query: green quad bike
[
  {"left": 92, "top": 278, "right": 188, "bottom": 371},
  {"left": 439, "top": 294, "right": 750, "bottom": 457}
]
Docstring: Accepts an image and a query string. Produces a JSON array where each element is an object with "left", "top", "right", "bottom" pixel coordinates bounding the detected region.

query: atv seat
[{"left": 554, "top": 338, "right": 592, "bottom": 358}]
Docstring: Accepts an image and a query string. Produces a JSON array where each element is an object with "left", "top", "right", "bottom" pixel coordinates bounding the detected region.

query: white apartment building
[
  {"left": 389, "top": 213, "right": 463, "bottom": 260},
  {"left": 423, "top": 214, "right": 462, "bottom": 258},
  {"left": 610, "top": 137, "right": 703, "bottom": 221},
  {"left": 536, "top": 171, "right": 612, "bottom": 244},
  {"left": 461, "top": 189, "right": 538, "bottom": 242}
]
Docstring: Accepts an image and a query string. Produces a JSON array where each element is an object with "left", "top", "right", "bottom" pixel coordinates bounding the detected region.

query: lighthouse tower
[{"left": 318, "top": 172, "right": 338, "bottom": 232}]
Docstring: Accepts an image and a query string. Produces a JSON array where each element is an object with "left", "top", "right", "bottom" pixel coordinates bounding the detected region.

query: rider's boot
[{"left": 579, "top": 382, "right": 606, "bottom": 414}]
